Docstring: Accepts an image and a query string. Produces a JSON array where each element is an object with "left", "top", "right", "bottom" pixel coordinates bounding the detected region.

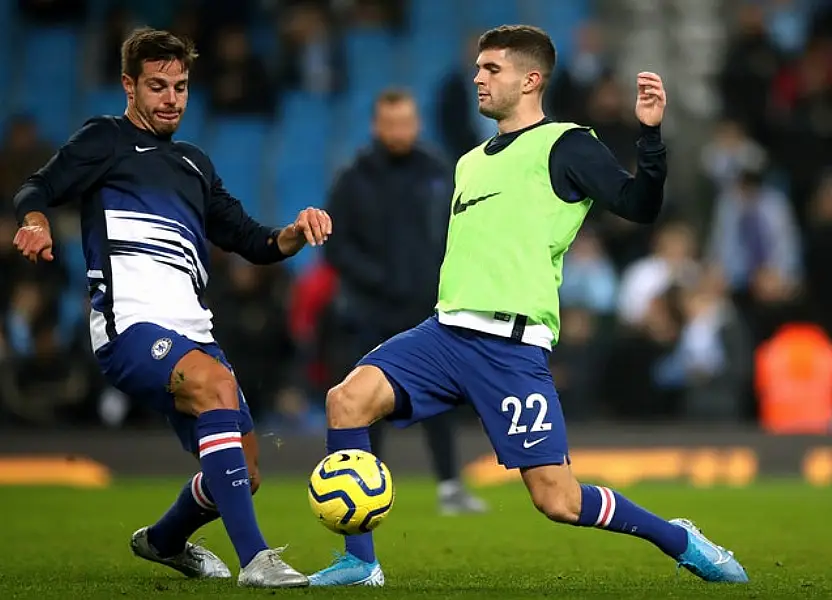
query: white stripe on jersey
[
  {"left": 105, "top": 209, "right": 208, "bottom": 284},
  {"left": 88, "top": 209, "right": 214, "bottom": 351}
]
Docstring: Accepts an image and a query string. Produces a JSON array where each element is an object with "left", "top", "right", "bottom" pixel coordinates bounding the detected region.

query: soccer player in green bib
[{"left": 309, "top": 25, "right": 748, "bottom": 586}]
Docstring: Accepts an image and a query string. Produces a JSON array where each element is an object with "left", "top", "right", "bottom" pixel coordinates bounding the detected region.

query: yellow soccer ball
[{"left": 308, "top": 449, "right": 395, "bottom": 535}]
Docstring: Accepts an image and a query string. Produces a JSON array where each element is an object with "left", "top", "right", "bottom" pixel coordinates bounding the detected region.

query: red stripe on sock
[
  {"left": 598, "top": 487, "right": 614, "bottom": 528},
  {"left": 191, "top": 472, "right": 214, "bottom": 509},
  {"left": 198, "top": 435, "right": 240, "bottom": 453}
]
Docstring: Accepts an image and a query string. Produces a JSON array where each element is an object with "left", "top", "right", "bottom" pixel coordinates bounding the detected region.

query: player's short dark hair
[
  {"left": 374, "top": 87, "right": 415, "bottom": 115},
  {"left": 478, "top": 25, "right": 557, "bottom": 86},
  {"left": 121, "top": 27, "right": 198, "bottom": 80}
]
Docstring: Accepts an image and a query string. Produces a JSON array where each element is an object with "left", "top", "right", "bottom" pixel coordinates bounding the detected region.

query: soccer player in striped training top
[
  {"left": 11, "top": 28, "right": 330, "bottom": 588},
  {"left": 308, "top": 25, "right": 749, "bottom": 586}
]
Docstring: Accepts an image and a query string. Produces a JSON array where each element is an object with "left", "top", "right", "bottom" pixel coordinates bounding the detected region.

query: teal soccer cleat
[
  {"left": 308, "top": 552, "right": 384, "bottom": 587},
  {"left": 671, "top": 518, "right": 749, "bottom": 583}
]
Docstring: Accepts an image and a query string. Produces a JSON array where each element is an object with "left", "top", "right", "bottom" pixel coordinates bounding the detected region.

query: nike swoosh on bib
[{"left": 452, "top": 191, "right": 501, "bottom": 215}]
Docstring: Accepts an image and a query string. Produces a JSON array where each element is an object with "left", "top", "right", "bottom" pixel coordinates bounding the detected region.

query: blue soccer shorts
[
  {"left": 359, "top": 315, "right": 569, "bottom": 469},
  {"left": 95, "top": 322, "right": 254, "bottom": 454}
]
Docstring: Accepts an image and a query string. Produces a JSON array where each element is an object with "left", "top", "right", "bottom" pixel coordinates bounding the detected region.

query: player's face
[
  {"left": 474, "top": 49, "right": 523, "bottom": 121},
  {"left": 373, "top": 99, "right": 420, "bottom": 155},
  {"left": 124, "top": 59, "right": 188, "bottom": 136}
]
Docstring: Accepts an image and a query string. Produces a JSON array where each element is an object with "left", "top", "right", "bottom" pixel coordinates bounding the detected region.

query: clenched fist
[{"left": 13, "top": 214, "right": 54, "bottom": 263}]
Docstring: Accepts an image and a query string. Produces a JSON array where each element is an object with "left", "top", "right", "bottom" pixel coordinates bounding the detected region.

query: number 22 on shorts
[{"left": 501, "top": 393, "right": 552, "bottom": 440}]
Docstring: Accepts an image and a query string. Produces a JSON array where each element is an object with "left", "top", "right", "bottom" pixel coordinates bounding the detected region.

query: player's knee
[
  {"left": 326, "top": 383, "right": 373, "bottom": 428},
  {"left": 173, "top": 361, "right": 239, "bottom": 416}
]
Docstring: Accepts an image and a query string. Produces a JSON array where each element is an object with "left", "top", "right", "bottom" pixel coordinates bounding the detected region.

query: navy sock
[
  {"left": 198, "top": 409, "right": 268, "bottom": 567},
  {"left": 576, "top": 484, "right": 689, "bottom": 558},
  {"left": 147, "top": 472, "right": 218, "bottom": 557},
  {"left": 327, "top": 427, "right": 376, "bottom": 564}
]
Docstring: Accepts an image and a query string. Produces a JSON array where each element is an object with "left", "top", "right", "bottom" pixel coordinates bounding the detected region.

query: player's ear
[
  {"left": 122, "top": 73, "right": 135, "bottom": 100},
  {"left": 523, "top": 70, "right": 543, "bottom": 94}
]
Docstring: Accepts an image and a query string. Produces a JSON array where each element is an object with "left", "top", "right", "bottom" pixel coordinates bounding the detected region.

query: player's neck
[
  {"left": 125, "top": 107, "right": 160, "bottom": 138},
  {"left": 496, "top": 107, "right": 546, "bottom": 135}
]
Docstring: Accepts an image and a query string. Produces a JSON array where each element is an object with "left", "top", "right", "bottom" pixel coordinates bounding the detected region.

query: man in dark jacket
[{"left": 324, "top": 88, "right": 486, "bottom": 514}]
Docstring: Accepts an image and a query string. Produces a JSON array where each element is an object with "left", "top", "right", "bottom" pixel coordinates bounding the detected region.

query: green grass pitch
[{"left": 1, "top": 478, "right": 829, "bottom": 599}]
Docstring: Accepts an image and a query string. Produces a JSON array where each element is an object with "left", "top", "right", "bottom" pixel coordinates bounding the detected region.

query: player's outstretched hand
[
  {"left": 277, "top": 206, "right": 332, "bottom": 256},
  {"left": 13, "top": 222, "right": 54, "bottom": 263},
  {"left": 635, "top": 72, "right": 666, "bottom": 127}
]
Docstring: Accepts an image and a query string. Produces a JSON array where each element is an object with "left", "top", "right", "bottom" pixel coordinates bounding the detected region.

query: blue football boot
[
  {"left": 671, "top": 518, "right": 749, "bottom": 583},
  {"left": 308, "top": 552, "right": 384, "bottom": 587}
]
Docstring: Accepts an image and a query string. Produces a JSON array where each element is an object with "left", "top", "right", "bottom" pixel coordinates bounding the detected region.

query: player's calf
[
  {"left": 523, "top": 463, "right": 582, "bottom": 523},
  {"left": 521, "top": 464, "right": 747, "bottom": 582}
]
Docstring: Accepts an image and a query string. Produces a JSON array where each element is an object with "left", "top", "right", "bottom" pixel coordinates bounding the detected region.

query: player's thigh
[
  {"left": 460, "top": 336, "right": 569, "bottom": 470},
  {"left": 328, "top": 316, "right": 462, "bottom": 429}
]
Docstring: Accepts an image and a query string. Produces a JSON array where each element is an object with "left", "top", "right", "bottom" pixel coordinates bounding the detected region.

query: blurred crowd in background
[{"left": 1, "top": 0, "right": 832, "bottom": 435}]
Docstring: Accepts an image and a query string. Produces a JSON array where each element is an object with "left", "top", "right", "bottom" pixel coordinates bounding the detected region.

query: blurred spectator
[
  {"left": 0, "top": 116, "right": 55, "bottom": 211},
  {"left": 769, "top": 33, "right": 832, "bottom": 119},
  {"left": 605, "top": 285, "right": 684, "bottom": 419},
  {"left": 207, "top": 24, "right": 276, "bottom": 116},
  {"left": 768, "top": 31, "right": 832, "bottom": 213},
  {"left": 2, "top": 312, "right": 93, "bottom": 424},
  {"left": 700, "top": 119, "right": 768, "bottom": 195},
  {"left": 804, "top": 172, "right": 832, "bottom": 333},
  {"left": 0, "top": 216, "right": 25, "bottom": 315},
  {"left": 617, "top": 221, "right": 700, "bottom": 328},
  {"left": 205, "top": 256, "right": 295, "bottom": 420},
  {"left": 276, "top": 2, "right": 344, "bottom": 97},
  {"left": 765, "top": 0, "right": 814, "bottom": 57},
  {"left": 560, "top": 227, "right": 618, "bottom": 315},
  {"left": 707, "top": 167, "right": 802, "bottom": 300},
  {"left": 5, "top": 279, "right": 47, "bottom": 357},
  {"left": 551, "top": 307, "right": 607, "bottom": 422},
  {"left": 718, "top": 2, "right": 784, "bottom": 142},
  {"left": 545, "top": 21, "right": 612, "bottom": 123},
  {"left": 94, "top": 4, "right": 141, "bottom": 84},
  {"left": 653, "top": 273, "right": 753, "bottom": 422},
  {"left": 345, "top": 0, "right": 406, "bottom": 30}
]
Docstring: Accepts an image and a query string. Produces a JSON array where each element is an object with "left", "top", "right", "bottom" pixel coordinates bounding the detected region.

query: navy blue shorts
[
  {"left": 359, "top": 316, "right": 569, "bottom": 469},
  {"left": 95, "top": 322, "right": 254, "bottom": 454}
]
